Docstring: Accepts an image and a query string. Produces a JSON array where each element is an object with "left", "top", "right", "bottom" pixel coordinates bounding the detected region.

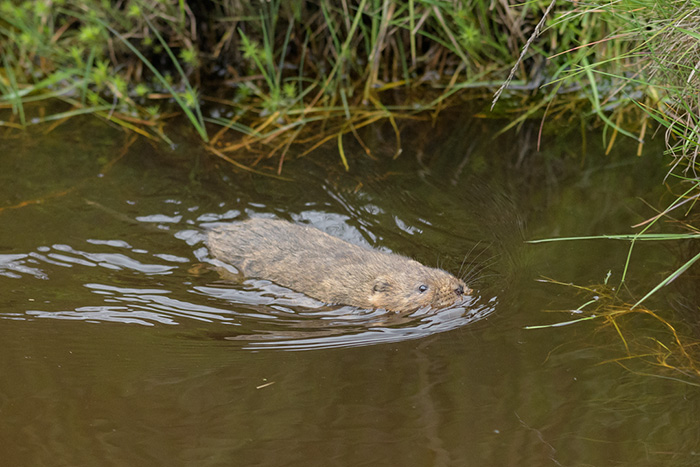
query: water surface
[{"left": 1, "top": 110, "right": 698, "bottom": 466}]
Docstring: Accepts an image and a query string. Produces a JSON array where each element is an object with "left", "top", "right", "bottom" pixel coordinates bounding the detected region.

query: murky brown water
[{"left": 1, "top": 110, "right": 698, "bottom": 466}]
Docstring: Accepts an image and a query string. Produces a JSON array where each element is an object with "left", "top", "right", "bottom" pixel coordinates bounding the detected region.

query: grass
[
  {"left": 527, "top": 164, "right": 700, "bottom": 381},
  {"left": 0, "top": 0, "right": 614, "bottom": 160},
  {"left": 525, "top": 278, "right": 700, "bottom": 387},
  {"left": 528, "top": 176, "right": 700, "bottom": 309},
  {"left": 509, "top": 0, "right": 700, "bottom": 380}
]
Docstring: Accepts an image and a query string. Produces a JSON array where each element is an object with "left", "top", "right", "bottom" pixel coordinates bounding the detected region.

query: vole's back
[{"left": 207, "top": 218, "right": 469, "bottom": 311}]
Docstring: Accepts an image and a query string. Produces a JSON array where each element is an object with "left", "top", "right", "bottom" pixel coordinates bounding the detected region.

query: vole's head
[{"left": 368, "top": 266, "right": 470, "bottom": 312}]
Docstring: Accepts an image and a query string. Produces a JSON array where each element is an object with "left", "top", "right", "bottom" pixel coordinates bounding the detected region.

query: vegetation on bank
[
  {"left": 0, "top": 1, "right": 694, "bottom": 160},
  {"left": 1, "top": 1, "right": 699, "bottom": 377},
  {"left": 0, "top": 1, "right": 649, "bottom": 154},
  {"left": 0, "top": 1, "right": 696, "bottom": 171}
]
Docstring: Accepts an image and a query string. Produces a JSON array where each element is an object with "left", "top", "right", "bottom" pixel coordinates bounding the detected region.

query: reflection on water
[{"left": 0, "top": 253, "right": 49, "bottom": 279}]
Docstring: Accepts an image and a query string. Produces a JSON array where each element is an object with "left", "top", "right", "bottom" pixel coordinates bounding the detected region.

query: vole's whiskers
[
  {"left": 458, "top": 241, "right": 484, "bottom": 278},
  {"left": 459, "top": 243, "right": 499, "bottom": 289}
]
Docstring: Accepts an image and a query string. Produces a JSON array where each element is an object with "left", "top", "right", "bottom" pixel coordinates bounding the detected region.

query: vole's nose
[{"left": 455, "top": 284, "right": 473, "bottom": 297}]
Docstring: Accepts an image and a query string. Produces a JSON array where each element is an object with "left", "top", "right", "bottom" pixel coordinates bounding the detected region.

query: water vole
[{"left": 207, "top": 218, "right": 470, "bottom": 312}]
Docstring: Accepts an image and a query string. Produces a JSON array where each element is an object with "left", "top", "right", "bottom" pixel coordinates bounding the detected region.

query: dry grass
[{"left": 530, "top": 278, "right": 700, "bottom": 386}]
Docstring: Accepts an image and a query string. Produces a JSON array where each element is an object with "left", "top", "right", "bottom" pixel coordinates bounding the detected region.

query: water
[{"left": 0, "top": 110, "right": 698, "bottom": 466}]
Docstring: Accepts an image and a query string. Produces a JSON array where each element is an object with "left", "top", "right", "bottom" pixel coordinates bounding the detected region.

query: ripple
[
  {"left": 235, "top": 299, "right": 494, "bottom": 351},
  {"left": 1, "top": 243, "right": 179, "bottom": 279},
  {"left": 135, "top": 214, "right": 183, "bottom": 224},
  {"left": 0, "top": 254, "right": 48, "bottom": 280},
  {"left": 24, "top": 283, "right": 240, "bottom": 327},
  {"left": 196, "top": 280, "right": 496, "bottom": 351}
]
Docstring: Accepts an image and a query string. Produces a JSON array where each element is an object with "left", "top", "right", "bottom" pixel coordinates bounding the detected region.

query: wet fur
[{"left": 207, "top": 218, "right": 470, "bottom": 312}]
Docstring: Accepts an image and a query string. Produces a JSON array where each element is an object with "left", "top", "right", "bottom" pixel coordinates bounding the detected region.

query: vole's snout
[{"left": 455, "top": 284, "right": 473, "bottom": 298}]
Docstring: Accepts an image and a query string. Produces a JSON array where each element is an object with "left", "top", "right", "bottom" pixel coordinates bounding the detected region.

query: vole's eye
[{"left": 418, "top": 284, "right": 428, "bottom": 293}]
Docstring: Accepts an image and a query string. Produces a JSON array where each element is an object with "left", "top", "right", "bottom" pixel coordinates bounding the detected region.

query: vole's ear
[{"left": 372, "top": 276, "right": 392, "bottom": 293}]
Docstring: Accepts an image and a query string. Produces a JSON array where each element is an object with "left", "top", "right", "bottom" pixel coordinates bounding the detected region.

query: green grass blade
[
  {"left": 632, "top": 251, "right": 700, "bottom": 309},
  {"left": 82, "top": 46, "right": 96, "bottom": 106},
  {"left": 581, "top": 56, "right": 640, "bottom": 142},
  {"left": 524, "top": 314, "right": 599, "bottom": 330},
  {"left": 2, "top": 53, "right": 26, "bottom": 127},
  {"left": 528, "top": 233, "right": 700, "bottom": 243},
  {"left": 141, "top": 15, "right": 208, "bottom": 141},
  {"left": 59, "top": 8, "right": 209, "bottom": 142},
  {"left": 28, "top": 105, "right": 113, "bottom": 123}
]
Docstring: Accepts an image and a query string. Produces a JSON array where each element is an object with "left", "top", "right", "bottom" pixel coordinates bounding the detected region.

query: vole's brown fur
[{"left": 207, "top": 218, "right": 470, "bottom": 312}]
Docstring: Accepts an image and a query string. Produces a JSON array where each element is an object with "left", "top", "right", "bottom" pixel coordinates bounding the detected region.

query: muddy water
[{"left": 0, "top": 111, "right": 698, "bottom": 466}]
